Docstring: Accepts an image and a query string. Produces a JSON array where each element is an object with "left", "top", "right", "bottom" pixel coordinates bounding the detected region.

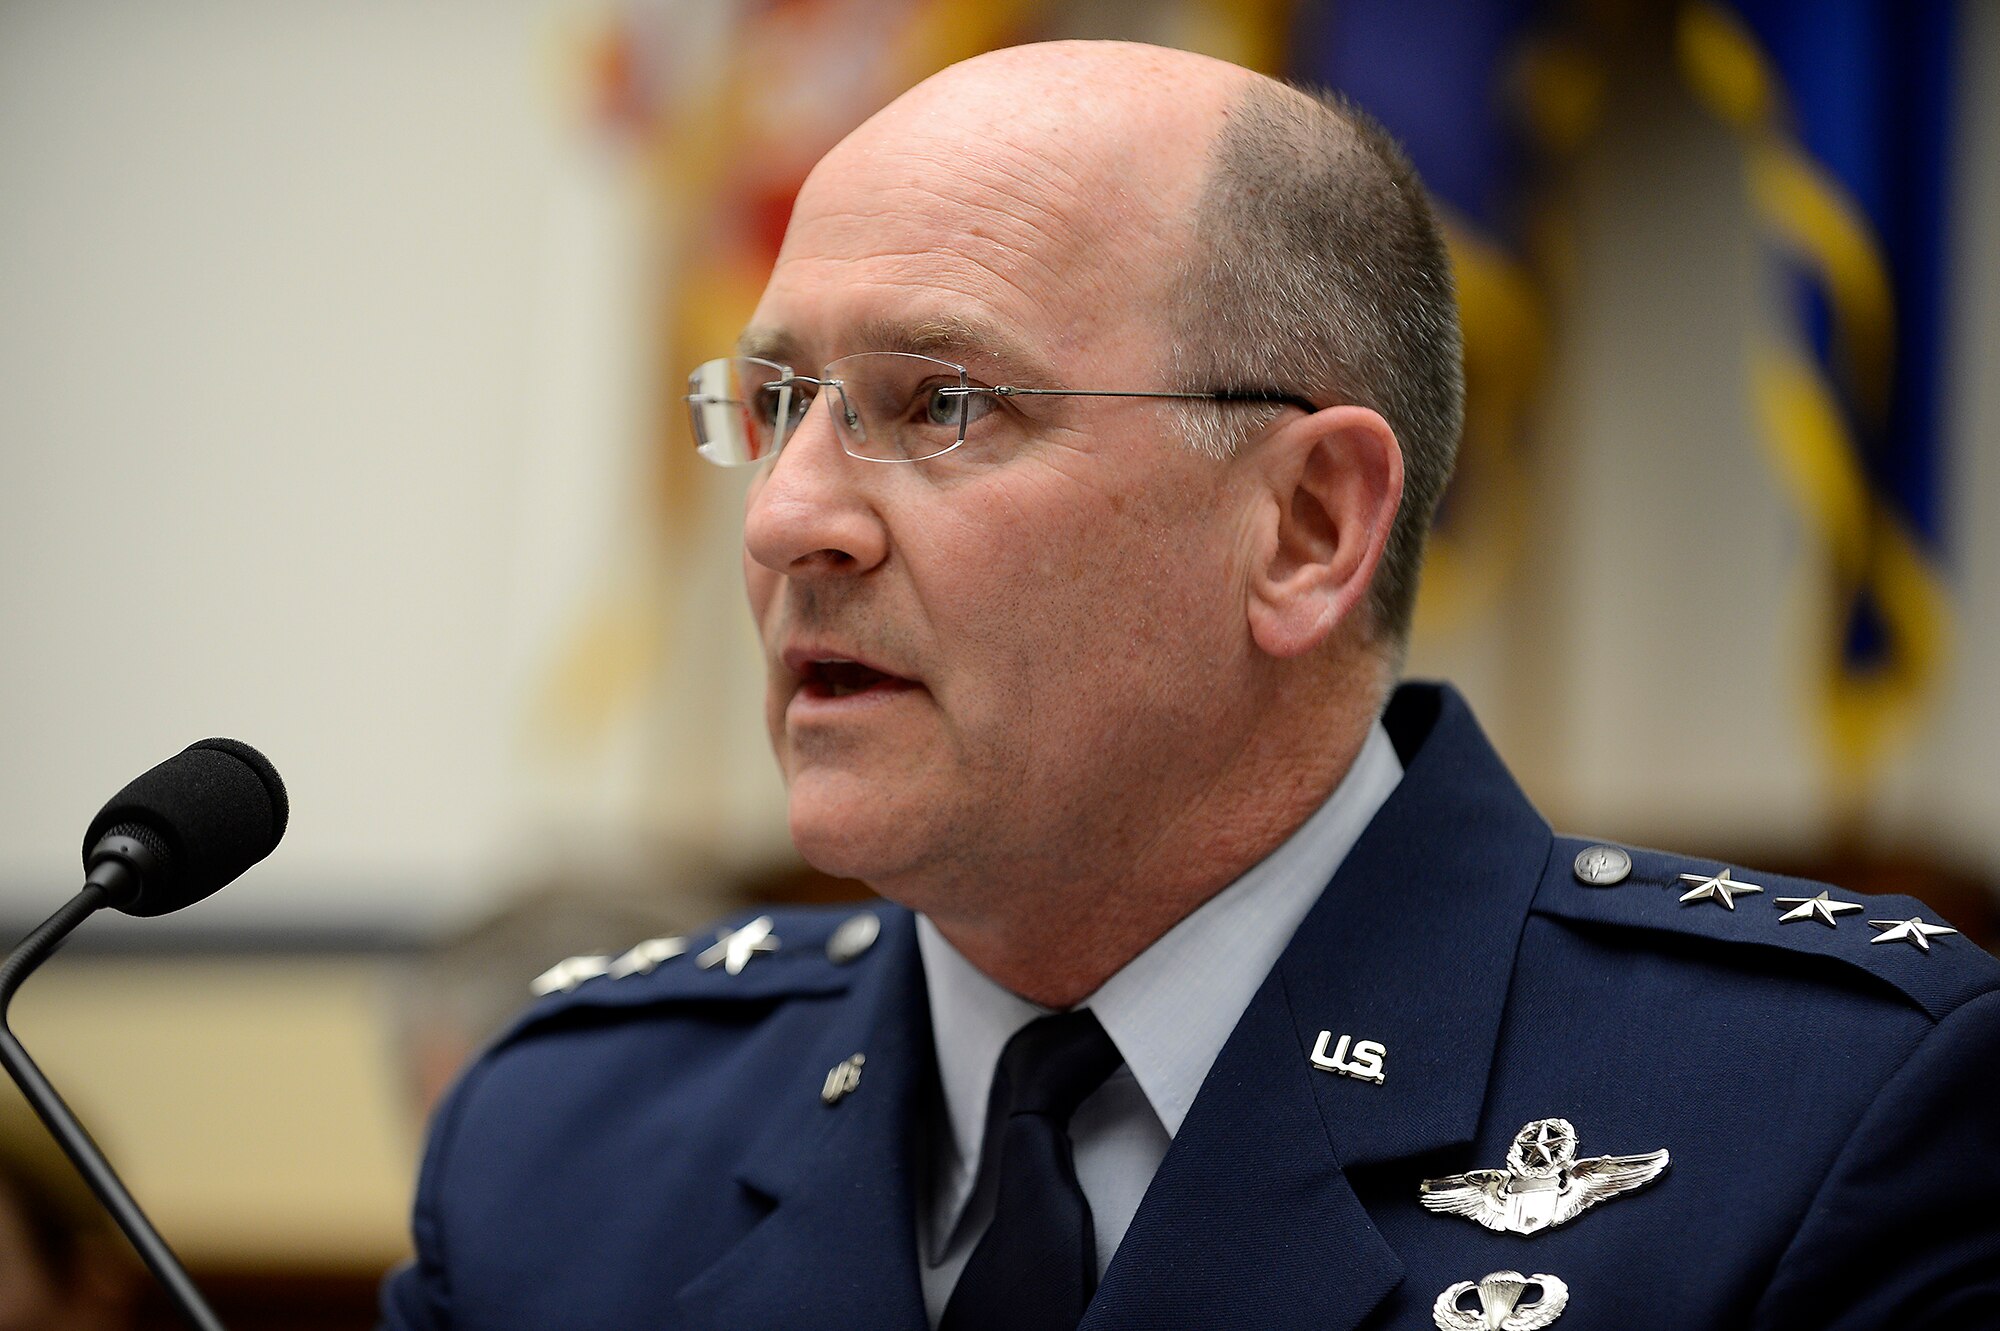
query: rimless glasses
[{"left": 685, "top": 351, "right": 1318, "bottom": 465}]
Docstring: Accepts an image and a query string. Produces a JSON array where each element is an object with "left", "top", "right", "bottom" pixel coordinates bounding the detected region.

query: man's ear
[{"left": 1245, "top": 405, "right": 1403, "bottom": 659}]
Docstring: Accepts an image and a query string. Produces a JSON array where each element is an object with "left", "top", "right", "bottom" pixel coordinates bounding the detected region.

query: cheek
[
  {"left": 954, "top": 500, "right": 1233, "bottom": 723},
  {"left": 1038, "top": 490, "right": 1234, "bottom": 640}
]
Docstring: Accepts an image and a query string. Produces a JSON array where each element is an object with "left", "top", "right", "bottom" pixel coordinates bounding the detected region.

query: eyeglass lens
[{"left": 685, "top": 352, "right": 973, "bottom": 465}]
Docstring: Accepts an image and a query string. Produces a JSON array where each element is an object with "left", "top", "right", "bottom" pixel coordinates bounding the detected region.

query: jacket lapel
[
  {"left": 1086, "top": 685, "right": 1552, "bottom": 1330},
  {"left": 676, "top": 909, "right": 934, "bottom": 1331},
  {"left": 1081, "top": 968, "right": 1403, "bottom": 1331},
  {"left": 1284, "top": 684, "right": 1552, "bottom": 1172}
]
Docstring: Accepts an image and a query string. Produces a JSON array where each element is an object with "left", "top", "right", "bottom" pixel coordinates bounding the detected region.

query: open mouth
[{"left": 799, "top": 659, "right": 915, "bottom": 700}]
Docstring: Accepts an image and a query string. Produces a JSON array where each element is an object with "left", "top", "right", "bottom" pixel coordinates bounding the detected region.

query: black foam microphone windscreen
[{"left": 80, "top": 739, "right": 288, "bottom": 916}]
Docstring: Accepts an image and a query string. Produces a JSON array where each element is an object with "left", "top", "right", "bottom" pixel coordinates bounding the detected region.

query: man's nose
[{"left": 742, "top": 396, "right": 889, "bottom": 578}]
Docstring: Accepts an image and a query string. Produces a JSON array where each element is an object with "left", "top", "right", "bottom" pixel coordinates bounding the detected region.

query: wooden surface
[{"left": 6, "top": 955, "right": 418, "bottom": 1272}]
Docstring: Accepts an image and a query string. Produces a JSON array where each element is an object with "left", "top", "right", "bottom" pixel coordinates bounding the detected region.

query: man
[{"left": 382, "top": 42, "right": 2000, "bottom": 1331}]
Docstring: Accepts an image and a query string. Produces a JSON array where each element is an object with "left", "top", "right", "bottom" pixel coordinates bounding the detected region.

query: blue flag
[
  {"left": 1680, "top": 0, "right": 1955, "bottom": 790},
  {"left": 1291, "top": 0, "right": 1586, "bottom": 631}
]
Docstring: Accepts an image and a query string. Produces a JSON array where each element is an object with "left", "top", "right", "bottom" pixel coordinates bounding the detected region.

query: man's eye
[
  {"left": 754, "top": 382, "right": 806, "bottom": 427},
  {"left": 920, "top": 386, "right": 962, "bottom": 428},
  {"left": 921, "top": 386, "right": 996, "bottom": 428}
]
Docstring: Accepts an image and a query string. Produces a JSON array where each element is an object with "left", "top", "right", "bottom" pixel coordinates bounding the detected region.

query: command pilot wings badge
[{"left": 1419, "top": 1118, "right": 1669, "bottom": 1236}]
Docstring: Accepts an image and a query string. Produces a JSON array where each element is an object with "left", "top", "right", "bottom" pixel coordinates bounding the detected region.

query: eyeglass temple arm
[{"left": 945, "top": 386, "right": 1318, "bottom": 412}]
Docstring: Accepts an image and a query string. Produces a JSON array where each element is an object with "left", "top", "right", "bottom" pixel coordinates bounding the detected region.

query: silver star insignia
[
  {"left": 1676, "top": 868, "right": 1764, "bottom": 909},
  {"left": 1420, "top": 1117, "right": 1669, "bottom": 1235},
  {"left": 697, "top": 915, "right": 781, "bottom": 974},
  {"left": 1774, "top": 891, "right": 1864, "bottom": 928},
  {"left": 607, "top": 935, "right": 688, "bottom": 978},
  {"left": 1514, "top": 1119, "right": 1572, "bottom": 1173},
  {"left": 529, "top": 954, "right": 612, "bottom": 996},
  {"left": 1868, "top": 916, "right": 1959, "bottom": 952}
]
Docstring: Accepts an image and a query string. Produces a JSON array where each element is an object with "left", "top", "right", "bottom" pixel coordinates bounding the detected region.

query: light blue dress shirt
[{"left": 915, "top": 720, "right": 1403, "bottom": 1324}]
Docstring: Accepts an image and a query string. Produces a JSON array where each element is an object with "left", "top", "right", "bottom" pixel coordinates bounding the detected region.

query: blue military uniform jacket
[{"left": 381, "top": 684, "right": 2000, "bottom": 1329}]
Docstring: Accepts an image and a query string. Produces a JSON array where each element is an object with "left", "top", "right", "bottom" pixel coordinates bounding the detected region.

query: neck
[{"left": 914, "top": 678, "right": 1379, "bottom": 1008}]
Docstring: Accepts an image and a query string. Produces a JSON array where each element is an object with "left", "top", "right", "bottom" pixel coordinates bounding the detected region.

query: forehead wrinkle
[
  {"left": 746, "top": 229, "right": 1101, "bottom": 386},
  {"left": 800, "top": 139, "right": 1168, "bottom": 304},
  {"left": 736, "top": 310, "right": 1059, "bottom": 385},
  {"left": 940, "top": 147, "right": 1162, "bottom": 296},
  {"left": 849, "top": 314, "right": 1059, "bottom": 384},
  {"left": 795, "top": 173, "right": 1135, "bottom": 303},
  {"left": 759, "top": 130, "right": 1191, "bottom": 387}
]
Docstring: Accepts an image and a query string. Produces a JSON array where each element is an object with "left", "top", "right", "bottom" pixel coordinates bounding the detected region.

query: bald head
[
  {"left": 779, "top": 45, "right": 1245, "bottom": 360},
  {"left": 817, "top": 40, "right": 1252, "bottom": 229},
  {"left": 766, "top": 40, "right": 1462, "bottom": 650},
  {"left": 868, "top": 40, "right": 1253, "bottom": 147}
]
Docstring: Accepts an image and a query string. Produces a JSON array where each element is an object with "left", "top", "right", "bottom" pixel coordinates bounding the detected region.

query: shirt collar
[{"left": 916, "top": 719, "right": 1402, "bottom": 1243}]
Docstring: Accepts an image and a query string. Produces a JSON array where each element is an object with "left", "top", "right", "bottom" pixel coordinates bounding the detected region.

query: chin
[{"left": 784, "top": 785, "right": 911, "bottom": 888}]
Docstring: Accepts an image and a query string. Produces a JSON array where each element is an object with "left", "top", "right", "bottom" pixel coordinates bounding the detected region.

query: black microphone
[
  {"left": 1, "top": 738, "right": 287, "bottom": 1331},
  {"left": 81, "top": 737, "right": 289, "bottom": 917}
]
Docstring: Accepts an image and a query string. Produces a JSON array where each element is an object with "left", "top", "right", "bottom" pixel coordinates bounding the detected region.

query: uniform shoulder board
[
  {"left": 500, "top": 904, "right": 895, "bottom": 1042},
  {"left": 1537, "top": 837, "right": 2000, "bottom": 1022}
]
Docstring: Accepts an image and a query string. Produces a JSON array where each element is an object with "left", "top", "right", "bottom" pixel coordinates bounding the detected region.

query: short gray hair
[{"left": 1170, "top": 83, "right": 1464, "bottom": 648}]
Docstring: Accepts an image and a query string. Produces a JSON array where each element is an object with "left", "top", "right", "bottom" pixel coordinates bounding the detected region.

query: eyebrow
[{"left": 736, "top": 314, "right": 1062, "bottom": 387}]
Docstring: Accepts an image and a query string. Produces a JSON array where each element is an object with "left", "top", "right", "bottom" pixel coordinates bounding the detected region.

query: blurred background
[{"left": 1, "top": 0, "right": 1993, "bottom": 1324}]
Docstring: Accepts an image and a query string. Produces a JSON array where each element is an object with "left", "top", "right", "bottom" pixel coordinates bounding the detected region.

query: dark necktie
[{"left": 940, "top": 1009, "right": 1125, "bottom": 1331}]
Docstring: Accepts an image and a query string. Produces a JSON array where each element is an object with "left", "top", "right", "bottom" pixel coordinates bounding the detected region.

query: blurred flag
[
  {"left": 1292, "top": 0, "right": 1602, "bottom": 633},
  {"left": 1679, "top": 0, "right": 1954, "bottom": 797},
  {"left": 522, "top": 0, "right": 1049, "bottom": 856}
]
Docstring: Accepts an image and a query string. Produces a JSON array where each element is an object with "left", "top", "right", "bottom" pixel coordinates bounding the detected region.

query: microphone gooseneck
[{"left": 0, "top": 738, "right": 288, "bottom": 1331}]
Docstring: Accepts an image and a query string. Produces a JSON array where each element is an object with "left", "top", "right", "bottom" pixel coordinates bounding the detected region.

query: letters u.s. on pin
[
  {"left": 821, "top": 1053, "right": 865, "bottom": 1106},
  {"left": 1310, "top": 1030, "right": 1386, "bottom": 1084}
]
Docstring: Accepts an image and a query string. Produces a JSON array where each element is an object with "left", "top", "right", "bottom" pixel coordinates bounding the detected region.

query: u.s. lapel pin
[
  {"left": 1433, "top": 1270, "right": 1568, "bottom": 1330},
  {"left": 1309, "top": 1030, "right": 1386, "bottom": 1084},
  {"left": 821, "top": 1053, "right": 865, "bottom": 1105}
]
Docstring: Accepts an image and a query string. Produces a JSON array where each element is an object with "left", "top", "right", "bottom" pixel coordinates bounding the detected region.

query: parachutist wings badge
[
  {"left": 1420, "top": 1118, "right": 1668, "bottom": 1235},
  {"left": 1433, "top": 1271, "right": 1568, "bottom": 1331}
]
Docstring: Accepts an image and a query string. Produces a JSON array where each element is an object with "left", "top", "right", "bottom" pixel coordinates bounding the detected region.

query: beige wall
[
  {"left": 6, "top": 955, "right": 415, "bottom": 1268},
  {"left": 0, "top": 1, "right": 557, "bottom": 934}
]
